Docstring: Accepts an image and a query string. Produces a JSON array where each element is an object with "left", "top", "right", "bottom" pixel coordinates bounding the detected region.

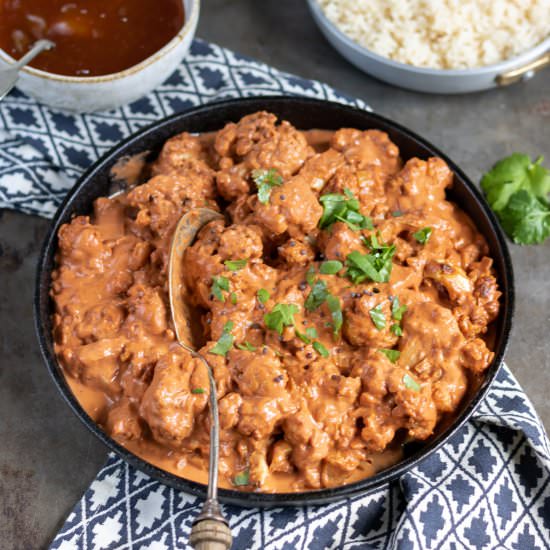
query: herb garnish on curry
[{"left": 51, "top": 112, "right": 501, "bottom": 492}]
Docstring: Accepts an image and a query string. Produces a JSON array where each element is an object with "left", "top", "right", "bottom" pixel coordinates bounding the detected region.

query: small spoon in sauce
[
  {"left": 168, "top": 207, "right": 233, "bottom": 550},
  {"left": 0, "top": 39, "right": 55, "bottom": 102}
]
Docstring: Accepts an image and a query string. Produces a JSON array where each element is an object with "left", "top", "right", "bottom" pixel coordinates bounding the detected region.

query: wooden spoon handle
[{"left": 189, "top": 519, "right": 232, "bottom": 550}]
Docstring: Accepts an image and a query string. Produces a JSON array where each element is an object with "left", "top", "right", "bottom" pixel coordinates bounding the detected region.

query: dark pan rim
[{"left": 34, "top": 96, "right": 514, "bottom": 506}]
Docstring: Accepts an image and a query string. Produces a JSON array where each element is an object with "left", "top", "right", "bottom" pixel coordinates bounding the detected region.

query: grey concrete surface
[{"left": 0, "top": 1, "right": 548, "bottom": 548}]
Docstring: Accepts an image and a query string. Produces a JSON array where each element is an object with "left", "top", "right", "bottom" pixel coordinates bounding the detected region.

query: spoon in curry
[
  {"left": 168, "top": 207, "right": 233, "bottom": 550},
  {"left": 0, "top": 40, "right": 55, "bottom": 102}
]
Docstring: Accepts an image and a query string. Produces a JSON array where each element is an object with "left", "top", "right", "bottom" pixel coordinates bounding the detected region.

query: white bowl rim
[
  {"left": 0, "top": 0, "right": 200, "bottom": 83},
  {"left": 308, "top": 0, "right": 550, "bottom": 77}
]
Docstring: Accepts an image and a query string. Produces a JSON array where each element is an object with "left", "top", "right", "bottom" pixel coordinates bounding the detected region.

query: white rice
[{"left": 317, "top": 0, "right": 550, "bottom": 69}]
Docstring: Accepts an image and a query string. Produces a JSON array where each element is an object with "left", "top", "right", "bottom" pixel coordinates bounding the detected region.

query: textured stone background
[{"left": 0, "top": 2, "right": 548, "bottom": 548}]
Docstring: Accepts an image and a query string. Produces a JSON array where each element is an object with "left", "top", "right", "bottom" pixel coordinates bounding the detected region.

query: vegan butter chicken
[{"left": 51, "top": 112, "right": 501, "bottom": 492}]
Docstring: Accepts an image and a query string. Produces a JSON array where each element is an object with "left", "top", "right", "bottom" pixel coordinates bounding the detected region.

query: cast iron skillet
[{"left": 35, "top": 96, "right": 514, "bottom": 506}]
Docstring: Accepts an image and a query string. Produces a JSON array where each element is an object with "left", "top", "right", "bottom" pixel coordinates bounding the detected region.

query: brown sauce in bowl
[
  {"left": 50, "top": 113, "right": 501, "bottom": 492},
  {"left": 0, "top": 0, "right": 185, "bottom": 76}
]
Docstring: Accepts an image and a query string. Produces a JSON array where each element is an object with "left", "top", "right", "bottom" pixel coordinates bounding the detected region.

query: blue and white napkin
[{"left": 1, "top": 39, "right": 549, "bottom": 550}]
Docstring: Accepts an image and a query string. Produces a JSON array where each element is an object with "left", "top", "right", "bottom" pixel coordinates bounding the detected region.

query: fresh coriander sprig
[{"left": 481, "top": 153, "right": 550, "bottom": 245}]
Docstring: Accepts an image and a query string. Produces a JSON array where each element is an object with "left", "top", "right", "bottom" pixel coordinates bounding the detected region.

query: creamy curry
[{"left": 51, "top": 112, "right": 501, "bottom": 492}]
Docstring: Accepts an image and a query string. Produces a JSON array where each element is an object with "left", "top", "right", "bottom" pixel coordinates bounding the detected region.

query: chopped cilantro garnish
[
  {"left": 225, "top": 259, "right": 247, "bottom": 271},
  {"left": 369, "top": 304, "right": 386, "bottom": 330},
  {"left": 313, "top": 341, "right": 329, "bottom": 357},
  {"left": 378, "top": 349, "right": 400, "bottom": 363},
  {"left": 237, "top": 341, "right": 257, "bottom": 352},
  {"left": 296, "top": 327, "right": 319, "bottom": 344},
  {"left": 232, "top": 468, "right": 250, "bottom": 486},
  {"left": 481, "top": 153, "right": 550, "bottom": 245},
  {"left": 252, "top": 168, "right": 283, "bottom": 204},
  {"left": 403, "top": 373, "right": 421, "bottom": 391},
  {"left": 326, "top": 294, "right": 342, "bottom": 336},
  {"left": 257, "top": 288, "right": 270, "bottom": 304},
  {"left": 306, "top": 265, "right": 316, "bottom": 286},
  {"left": 392, "top": 210, "right": 403, "bottom": 217},
  {"left": 319, "top": 190, "right": 373, "bottom": 231},
  {"left": 345, "top": 237, "right": 396, "bottom": 284},
  {"left": 390, "top": 323, "right": 403, "bottom": 336},
  {"left": 305, "top": 279, "right": 329, "bottom": 311},
  {"left": 264, "top": 303, "right": 299, "bottom": 335},
  {"left": 413, "top": 227, "right": 432, "bottom": 244},
  {"left": 319, "top": 260, "right": 343, "bottom": 274},
  {"left": 211, "top": 275, "right": 230, "bottom": 302},
  {"left": 191, "top": 388, "right": 206, "bottom": 394},
  {"left": 209, "top": 321, "right": 235, "bottom": 357},
  {"left": 391, "top": 297, "right": 407, "bottom": 321},
  {"left": 230, "top": 292, "right": 238, "bottom": 305}
]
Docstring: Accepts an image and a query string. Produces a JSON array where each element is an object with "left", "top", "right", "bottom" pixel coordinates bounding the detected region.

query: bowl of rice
[{"left": 307, "top": 0, "right": 550, "bottom": 93}]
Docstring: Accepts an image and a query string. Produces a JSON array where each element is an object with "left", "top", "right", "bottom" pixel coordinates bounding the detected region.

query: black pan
[{"left": 34, "top": 96, "right": 514, "bottom": 506}]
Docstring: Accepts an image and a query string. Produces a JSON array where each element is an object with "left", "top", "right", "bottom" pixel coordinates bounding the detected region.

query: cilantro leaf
[
  {"left": 230, "top": 292, "right": 238, "bottom": 305},
  {"left": 378, "top": 349, "right": 400, "bottom": 363},
  {"left": 481, "top": 153, "right": 550, "bottom": 212},
  {"left": 326, "top": 294, "right": 343, "bottom": 336},
  {"left": 296, "top": 326, "right": 320, "bottom": 344},
  {"left": 390, "top": 323, "right": 403, "bottom": 336},
  {"left": 306, "top": 265, "right": 316, "bottom": 286},
  {"left": 225, "top": 259, "right": 247, "bottom": 271},
  {"left": 209, "top": 321, "right": 235, "bottom": 356},
  {"left": 480, "top": 153, "right": 550, "bottom": 245},
  {"left": 257, "top": 288, "right": 270, "bottom": 304},
  {"left": 391, "top": 297, "right": 407, "bottom": 321},
  {"left": 305, "top": 279, "right": 329, "bottom": 311},
  {"left": 264, "top": 303, "right": 299, "bottom": 334},
  {"left": 305, "top": 327, "right": 318, "bottom": 339},
  {"left": 313, "top": 341, "right": 329, "bottom": 357},
  {"left": 413, "top": 227, "right": 432, "bottom": 244},
  {"left": 191, "top": 388, "right": 206, "bottom": 394},
  {"left": 392, "top": 210, "right": 403, "bottom": 217},
  {"left": 319, "top": 260, "right": 343, "bottom": 274},
  {"left": 237, "top": 341, "right": 257, "bottom": 352},
  {"left": 369, "top": 304, "right": 386, "bottom": 330},
  {"left": 232, "top": 469, "right": 250, "bottom": 486},
  {"left": 403, "top": 373, "right": 421, "bottom": 391},
  {"left": 211, "top": 276, "right": 230, "bottom": 302},
  {"left": 345, "top": 238, "right": 396, "bottom": 284},
  {"left": 252, "top": 168, "right": 283, "bottom": 204},
  {"left": 499, "top": 190, "right": 550, "bottom": 245},
  {"left": 319, "top": 191, "right": 373, "bottom": 231}
]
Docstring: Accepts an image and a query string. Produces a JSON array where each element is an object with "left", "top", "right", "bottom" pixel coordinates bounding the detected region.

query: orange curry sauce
[
  {"left": 0, "top": 0, "right": 185, "bottom": 76},
  {"left": 51, "top": 115, "right": 501, "bottom": 493}
]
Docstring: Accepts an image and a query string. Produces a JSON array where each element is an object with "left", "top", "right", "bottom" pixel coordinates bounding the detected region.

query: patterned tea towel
[{"left": 1, "top": 39, "right": 549, "bottom": 549}]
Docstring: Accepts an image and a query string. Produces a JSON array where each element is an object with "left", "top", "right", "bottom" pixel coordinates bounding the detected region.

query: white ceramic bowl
[
  {"left": 307, "top": 0, "right": 550, "bottom": 94},
  {"left": 0, "top": 0, "right": 199, "bottom": 112}
]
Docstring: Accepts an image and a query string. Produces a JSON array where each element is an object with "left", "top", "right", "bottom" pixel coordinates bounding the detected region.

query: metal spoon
[
  {"left": 168, "top": 207, "right": 233, "bottom": 550},
  {"left": 0, "top": 39, "right": 55, "bottom": 102}
]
